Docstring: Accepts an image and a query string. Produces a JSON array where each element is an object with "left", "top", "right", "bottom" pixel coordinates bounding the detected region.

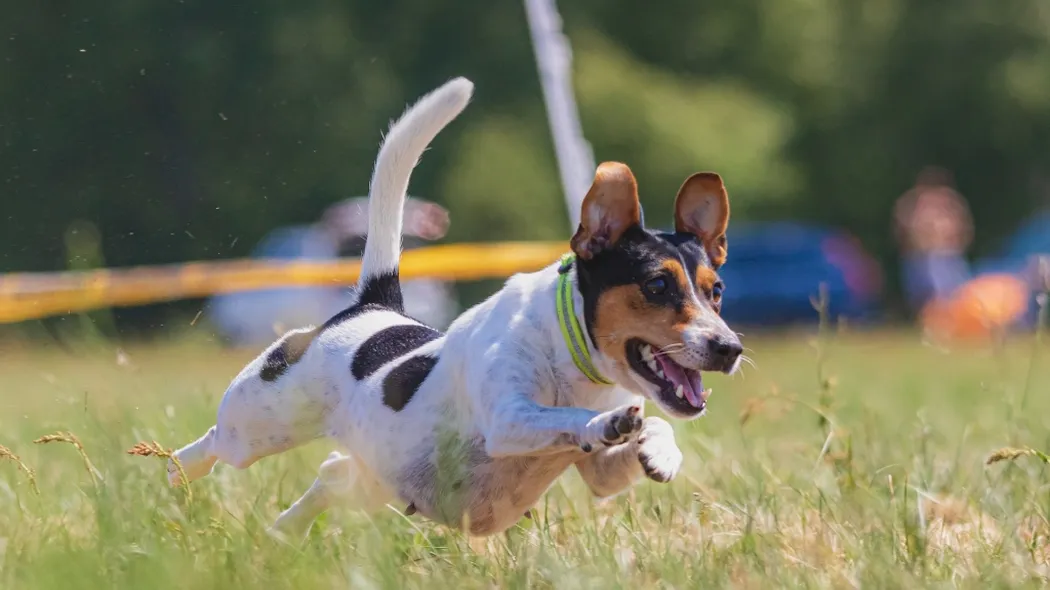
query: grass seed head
[
  {"left": 0, "top": 443, "right": 40, "bottom": 495},
  {"left": 986, "top": 446, "right": 1050, "bottom": 465},
  {"left": 126, "top": 440, "right": 193, "bottom": 503},
  {"left": 33, "top": 430, "right": 102, "bottom": 482},
  {"left": 126, "top": 440, "right": 171, "bottom": 458}
]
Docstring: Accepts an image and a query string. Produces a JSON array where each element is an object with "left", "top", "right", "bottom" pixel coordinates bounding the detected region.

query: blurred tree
[{"left": 2, "top": 0, "right": 1049, "bottom": 327}]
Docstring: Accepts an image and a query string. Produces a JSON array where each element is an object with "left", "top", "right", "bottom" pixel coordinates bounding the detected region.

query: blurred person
[
  {"left": 895, "top": 169, "right": 1049, "bottom": 340},
  {"left": 892, "top": 167, "right": 975, "bottom": 314},
  {"left": 207, "top": 197, "right": 457, "bottom": 347}
]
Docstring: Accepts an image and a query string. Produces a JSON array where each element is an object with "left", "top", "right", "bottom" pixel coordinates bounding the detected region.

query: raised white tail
[{"left": 356, "top": 77, "right": 474, "bottom": 310}]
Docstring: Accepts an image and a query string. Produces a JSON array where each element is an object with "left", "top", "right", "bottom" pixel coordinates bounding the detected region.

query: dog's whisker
[{"left": 653, "top": 348, "right": 685, "bottom": 359}]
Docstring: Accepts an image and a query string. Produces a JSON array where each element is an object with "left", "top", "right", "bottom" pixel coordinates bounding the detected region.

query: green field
[{"left": 1, "top": 329, "right": 1048, "bottom": 588}]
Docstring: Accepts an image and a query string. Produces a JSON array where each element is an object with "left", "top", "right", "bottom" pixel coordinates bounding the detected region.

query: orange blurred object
[{"left": 920, "top": 273, "right": 1030, "bottom": 341}]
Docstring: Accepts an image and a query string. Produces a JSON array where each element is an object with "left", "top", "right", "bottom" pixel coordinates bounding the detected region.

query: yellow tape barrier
[{"left": 0, "top": 241, "right": 569, "bottom": 324}]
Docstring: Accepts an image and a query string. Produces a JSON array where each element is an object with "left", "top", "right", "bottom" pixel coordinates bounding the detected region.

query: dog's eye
[
  {"left": 712, "top": 282, "right": 724, "bottom": 300},
  {"left": 643, "top": 277, "right": 668, "bottom": 296}
]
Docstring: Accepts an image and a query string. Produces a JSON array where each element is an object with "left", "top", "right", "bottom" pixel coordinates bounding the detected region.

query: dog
[{"left": 167, "top": 76, "right": 743, "bottom": 540}]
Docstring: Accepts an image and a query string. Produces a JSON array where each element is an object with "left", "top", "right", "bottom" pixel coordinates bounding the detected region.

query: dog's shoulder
[
  {"left": 450, "top": 265, "right": 557, "bottom": 341},
  {"left": 440, "top": 265, "right": 563, "bottom": 392}
]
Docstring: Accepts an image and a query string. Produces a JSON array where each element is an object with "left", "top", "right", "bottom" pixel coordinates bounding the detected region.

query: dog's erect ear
[
  {"left": 570, "top": 162, "right": 642, "bottom": 260},
  {"left": 674, "top": 172, "right": 730, "bottom": 268}
]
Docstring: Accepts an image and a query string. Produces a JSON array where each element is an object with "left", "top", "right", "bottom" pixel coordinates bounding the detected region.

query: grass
[{"left": 1, "top": 326, "right": 1049, "bottom": 589}]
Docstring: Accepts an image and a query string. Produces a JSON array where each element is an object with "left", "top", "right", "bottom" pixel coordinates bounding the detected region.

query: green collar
[{"left": 556, "top": 254, "right": 614, "bottom": 385}]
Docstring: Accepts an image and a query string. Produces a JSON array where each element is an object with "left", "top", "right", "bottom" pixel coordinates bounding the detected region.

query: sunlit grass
[{"left": 1, "top": 327, "right": 1048, "bottom": 588}]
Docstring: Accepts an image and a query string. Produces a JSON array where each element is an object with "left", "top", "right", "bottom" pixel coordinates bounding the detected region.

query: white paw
[
  {"left": 265, "top": 524, "right": 294, "bottom": 544},
  {"left": 166, "top": 458, "right": 182, "bottom": 487},
  {"left": 581, "top": 404, "right": 643, "bottom": 451},
  {"left": 268, "top": 510, "right": 313, "bottom": 545},
  {"left": 636, "top": 418, "right": 683, "bottom": 483}
]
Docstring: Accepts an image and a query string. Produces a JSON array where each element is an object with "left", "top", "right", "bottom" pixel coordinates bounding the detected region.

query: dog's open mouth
[{"left": 625, "top": 338, "right": 710, "bottom": 417}]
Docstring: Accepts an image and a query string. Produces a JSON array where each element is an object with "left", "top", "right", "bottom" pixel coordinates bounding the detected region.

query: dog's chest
[{"left": 396, "top": 436, "right": 579, "bottom": 535}]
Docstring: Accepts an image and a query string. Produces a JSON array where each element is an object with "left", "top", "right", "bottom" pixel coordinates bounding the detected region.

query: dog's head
[{"left": 571, "top": 162, "right": 742, "bottom": 420}]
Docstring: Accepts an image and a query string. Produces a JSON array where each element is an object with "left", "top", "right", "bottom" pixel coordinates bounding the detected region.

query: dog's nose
[{"left": 708, "top": 335, "right": 743, "bottom": 369}]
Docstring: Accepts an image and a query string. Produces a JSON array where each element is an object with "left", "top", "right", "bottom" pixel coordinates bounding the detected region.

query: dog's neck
[
  {"left": 555, "top": 254, "right": 614, "bottom": 386},
  {"left": 536, "top": 258, "right": 637, "bottom": 410}
]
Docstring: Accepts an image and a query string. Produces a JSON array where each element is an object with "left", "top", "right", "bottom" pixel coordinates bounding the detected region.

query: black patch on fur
[
  {"left": 260, "top": 346, "right": 288, "bottom": 382},
  {"left": 573, "top": 226, "right": 719, "bottom": 343},
  {"left": 320, "top": 303, "right": 386, "bottom": 332},
  {"left": 598, "top": 409, "right": 643, "bottom": 446},
  {"left": 639, "top": 451, "right": 672, "bottom": 482},
  {"left": 382, "top": 354, "right": 439, "bottom": 411},
  {"left": 319, "top": 271, "right": 404, "bottom": 332},
  {"left": 258, "top": 328, "right": 318, "bottom": 382},
  {"left": 357, "top": 271, "right": 404, "bottom": 311},
  {"left": 351, "top": 324, "right": 441, "bottom": 380}
]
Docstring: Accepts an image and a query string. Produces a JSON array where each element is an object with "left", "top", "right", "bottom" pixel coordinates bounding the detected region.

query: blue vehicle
[
  {"left": 713, "top": 222, "right": 883, "bottom": 326},
  {"left": 974, "top": 211, "right": 1050, "bottom": 277},
  {"left": 972, "top": 210, "right": 1050, "bottom": 328}
]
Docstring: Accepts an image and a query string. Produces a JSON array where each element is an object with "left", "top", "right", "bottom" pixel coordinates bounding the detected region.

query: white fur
[
  {"left": 360, "top": 77, "right": 474, "bottom": 281},
  {"left": 169, "top": 77, "right": 705, "bottom": 542}
]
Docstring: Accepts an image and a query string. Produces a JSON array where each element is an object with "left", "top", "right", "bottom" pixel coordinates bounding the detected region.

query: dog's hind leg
[
  {"left": 168, "top": 426, "right": 219, "bottom": 486},
  {"left": 168, "top": 327, "right": 332, "bottom": 485},
  {"left": 268, "top": 451, "right": 390, "bottom": 543},
  {"left": 268, "top": 452, "right": 353, "bottom": 542}
]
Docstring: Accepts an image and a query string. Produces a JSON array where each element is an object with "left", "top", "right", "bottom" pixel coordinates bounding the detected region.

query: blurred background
[{"left": 2, "top": 0, "right": 1049, "bottom": 344}]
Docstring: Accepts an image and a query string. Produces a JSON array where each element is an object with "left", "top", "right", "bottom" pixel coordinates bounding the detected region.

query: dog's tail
[{"left": 356, "top": 77, "right": 474, "bottom": 311}]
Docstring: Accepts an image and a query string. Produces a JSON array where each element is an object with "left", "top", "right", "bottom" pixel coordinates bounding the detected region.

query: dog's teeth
[
  {"left": 641, "top": 345, "right": 654, "bottom": 361},
  {"left": 657, "top": 369, "right": 665, "bottom": 379},
  {"left": 675, "top": 384, "right": 684, "bottom": 399},
  {"left": 701, "top": 388, "right": 713, "bottom": 401},
  {"left": 646, "top": 358, "right": 659, "bottom": 372}
]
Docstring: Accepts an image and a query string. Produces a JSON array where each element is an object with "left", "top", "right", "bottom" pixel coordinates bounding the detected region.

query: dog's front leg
[
  {"left": 575, "top": 416, "right": 683, "bottom": 498},
  {"left": 268, "top": 451, "right": 356, "bottom": 544},
  {"left": 481, "top": 395, "right": 644, "bottom": 457}
]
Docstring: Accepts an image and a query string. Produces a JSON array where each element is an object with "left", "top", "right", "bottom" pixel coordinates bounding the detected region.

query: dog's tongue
[{"left": 655, "top": 355, "right": 706, "bottom": 409}]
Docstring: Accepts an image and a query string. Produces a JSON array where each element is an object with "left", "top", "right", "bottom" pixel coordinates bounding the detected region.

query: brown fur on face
[
  {"left": 592, "top": 283, "right": 699, "bottom": 367},
  {"left": 695, "top": 266, "right": 718, "bottom": 294},
  {"left": 661, "top": 258, "right": 708, "bottom": 322},
  {"left": 694, "top": 266, "right": 723, "bottom": 312}
]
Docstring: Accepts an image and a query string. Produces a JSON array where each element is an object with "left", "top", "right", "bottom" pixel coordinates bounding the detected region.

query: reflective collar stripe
[{"left": 556, "top": 254, "right": 614, "bottom": 385}]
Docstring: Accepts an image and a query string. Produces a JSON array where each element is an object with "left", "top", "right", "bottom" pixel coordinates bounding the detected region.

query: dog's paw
[
  {"left": 268, "top": 509, "right": 314, "bottom": 546},
  {"left": 166, "top": 458, "right": 181, "bottom": 486},
  {"left": 581, "top": 404, "right": 643, "bottom": 451},
  {"left": 636, "top": 417, "right": 683, "bottom": 483}
]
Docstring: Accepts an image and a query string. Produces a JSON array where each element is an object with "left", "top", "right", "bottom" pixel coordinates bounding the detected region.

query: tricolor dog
[{"left": 168, "top": 77, "right": 743, "bottom": 540}]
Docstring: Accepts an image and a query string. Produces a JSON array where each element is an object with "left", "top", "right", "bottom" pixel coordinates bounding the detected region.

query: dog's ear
[
  {"left": 570, "top": 162, "right": 642, "bottom": 260},
  {"left": 674, "top": 172, "right": 730, "bottom": 268}
]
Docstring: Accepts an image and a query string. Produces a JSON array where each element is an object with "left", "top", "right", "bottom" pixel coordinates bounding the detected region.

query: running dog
[{"left": 168, "top": 76, "right": 743, "bottom": 540}]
